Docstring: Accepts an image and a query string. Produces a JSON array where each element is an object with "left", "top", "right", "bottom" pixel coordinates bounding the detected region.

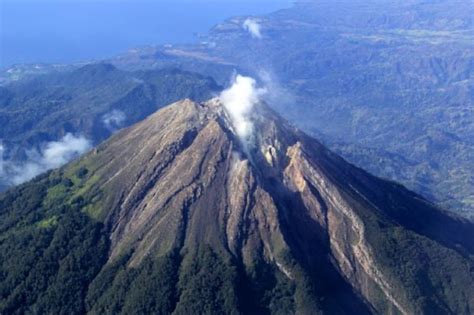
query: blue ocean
[{"left": 0, "top": 0, "right": 292, "bottom": 67}]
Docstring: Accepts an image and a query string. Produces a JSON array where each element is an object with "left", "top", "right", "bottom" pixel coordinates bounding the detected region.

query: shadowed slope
[{"left": 0, "top": 99, "right": 472, "bottom": 314}]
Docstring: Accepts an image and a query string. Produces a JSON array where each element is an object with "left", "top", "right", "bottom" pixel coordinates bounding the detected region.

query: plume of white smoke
[
  {"left": 102, "top": 110, "right": 126, "bottom": 131},
  {"left": 243, "top": 18, "right": 262, "bottom": 39},
  {"left": 0, "top": 134, "right": 92, "bottom": 186},
  {"left": 219, "top": 75, "right": 266, "bottom": 141}
]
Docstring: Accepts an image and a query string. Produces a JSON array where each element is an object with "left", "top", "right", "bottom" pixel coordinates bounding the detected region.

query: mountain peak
[
  {"left": 135, "top": 97, "right": 298, "bottom": 162},
  {"left": 55, "top": 98, "right": 472, "bottom": 314},
  {"left": 2, "top": 98, "right": 473, "bottom": 314}
]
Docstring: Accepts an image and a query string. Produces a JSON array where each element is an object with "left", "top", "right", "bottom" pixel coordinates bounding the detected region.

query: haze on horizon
[{"left": 0, "top": 0, "right": 293, "bottom": 68}]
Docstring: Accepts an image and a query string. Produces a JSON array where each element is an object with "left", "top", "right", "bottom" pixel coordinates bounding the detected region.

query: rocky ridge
[{"left": 0, "top": 98, "right": 473, "bottom": 314}]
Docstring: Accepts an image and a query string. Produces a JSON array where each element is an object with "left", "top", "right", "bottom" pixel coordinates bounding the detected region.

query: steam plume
[
  {"left": 243, "top": 18, "right": 262, "bottom": 39},
  {"left": 219, "top": 75, "right": 266, "bottom": 141}
]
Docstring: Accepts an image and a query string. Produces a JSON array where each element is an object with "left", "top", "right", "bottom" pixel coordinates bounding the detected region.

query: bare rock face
[
  {"left": 44, "top": 99, "right": 474, "bottom": 314},
  {"left": 64, "top": 100, "right": 474, "bottom": 314}
]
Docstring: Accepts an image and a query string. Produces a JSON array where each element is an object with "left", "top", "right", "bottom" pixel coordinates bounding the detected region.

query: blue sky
[{"left": 0, "top": 0, "right": 293, "bottom": 68}]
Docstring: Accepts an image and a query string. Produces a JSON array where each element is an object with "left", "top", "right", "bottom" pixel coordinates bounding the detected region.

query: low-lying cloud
[
  {"left": 40, "top": 134, "right": 91, "bottom": 169},
  {"left": 102, "top": 110, "right": 126, "bottom": 131},
  {"left": 0, "top": 134, "right": 92, "bottom": 186},
  {"left": 219, "top": 74, "right": 266, "bottom": 142},
  {"left": 243, "top": 18, "right": 262, "bottom": 39}
]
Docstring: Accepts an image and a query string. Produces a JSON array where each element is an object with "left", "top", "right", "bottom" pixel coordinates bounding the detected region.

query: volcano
[{"left": 0, "top": 98, "right": 473, "bottom": 315}]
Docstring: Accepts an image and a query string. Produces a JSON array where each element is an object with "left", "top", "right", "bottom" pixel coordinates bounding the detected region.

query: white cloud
[
  {"left": 102, "top": 110, "right": 126, "bottom": 131},
  {"left": 0, "top": 134, "right": 92, "bottom": 186},
  {"left": 243, "top": 18, "right": 262, "bottom": 39},
  {"left": 11, "top": 161, "right": 43, "bottom": 185},
  {"left": 41, "top": 134, "right": 91, "bottom": 169},
  {"left": 219, "top": 74, "right": 266, "bottom": 141}
]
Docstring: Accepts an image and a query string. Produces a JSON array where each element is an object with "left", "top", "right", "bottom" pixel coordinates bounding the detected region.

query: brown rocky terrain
[{"left": 1, "top": 98, "right": 473, "bottom": 314}]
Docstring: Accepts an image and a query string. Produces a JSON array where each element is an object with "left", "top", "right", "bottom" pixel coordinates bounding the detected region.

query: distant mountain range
[{"left": 1, "top": 98, "right": 472, "bottom": 314}]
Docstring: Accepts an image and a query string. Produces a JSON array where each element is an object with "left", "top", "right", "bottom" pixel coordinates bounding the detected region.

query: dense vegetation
[
  {"left": 0, "top": 172, "right": 108, "bottom": 314},
  {"left": 1, "top": 168, "right": 470, "bottom": 315},
  {"left": 87, "top": 253, "right": 180, "bottom": 315},
  {"left": 0, "top": 171, "right": 304, "bottom": 315},
  {"left": 333, "top": 168, "right": 474, "bottom": 314}
]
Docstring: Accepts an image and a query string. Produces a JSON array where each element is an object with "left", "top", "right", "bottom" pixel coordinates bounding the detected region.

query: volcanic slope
[{"left": 0, "top": 99, "right": 473, "bottom": 315}]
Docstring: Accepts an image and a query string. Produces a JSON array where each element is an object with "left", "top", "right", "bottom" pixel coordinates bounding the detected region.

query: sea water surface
[{"left": 0, "top": 0, "right": 293, "bottom": 68}]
